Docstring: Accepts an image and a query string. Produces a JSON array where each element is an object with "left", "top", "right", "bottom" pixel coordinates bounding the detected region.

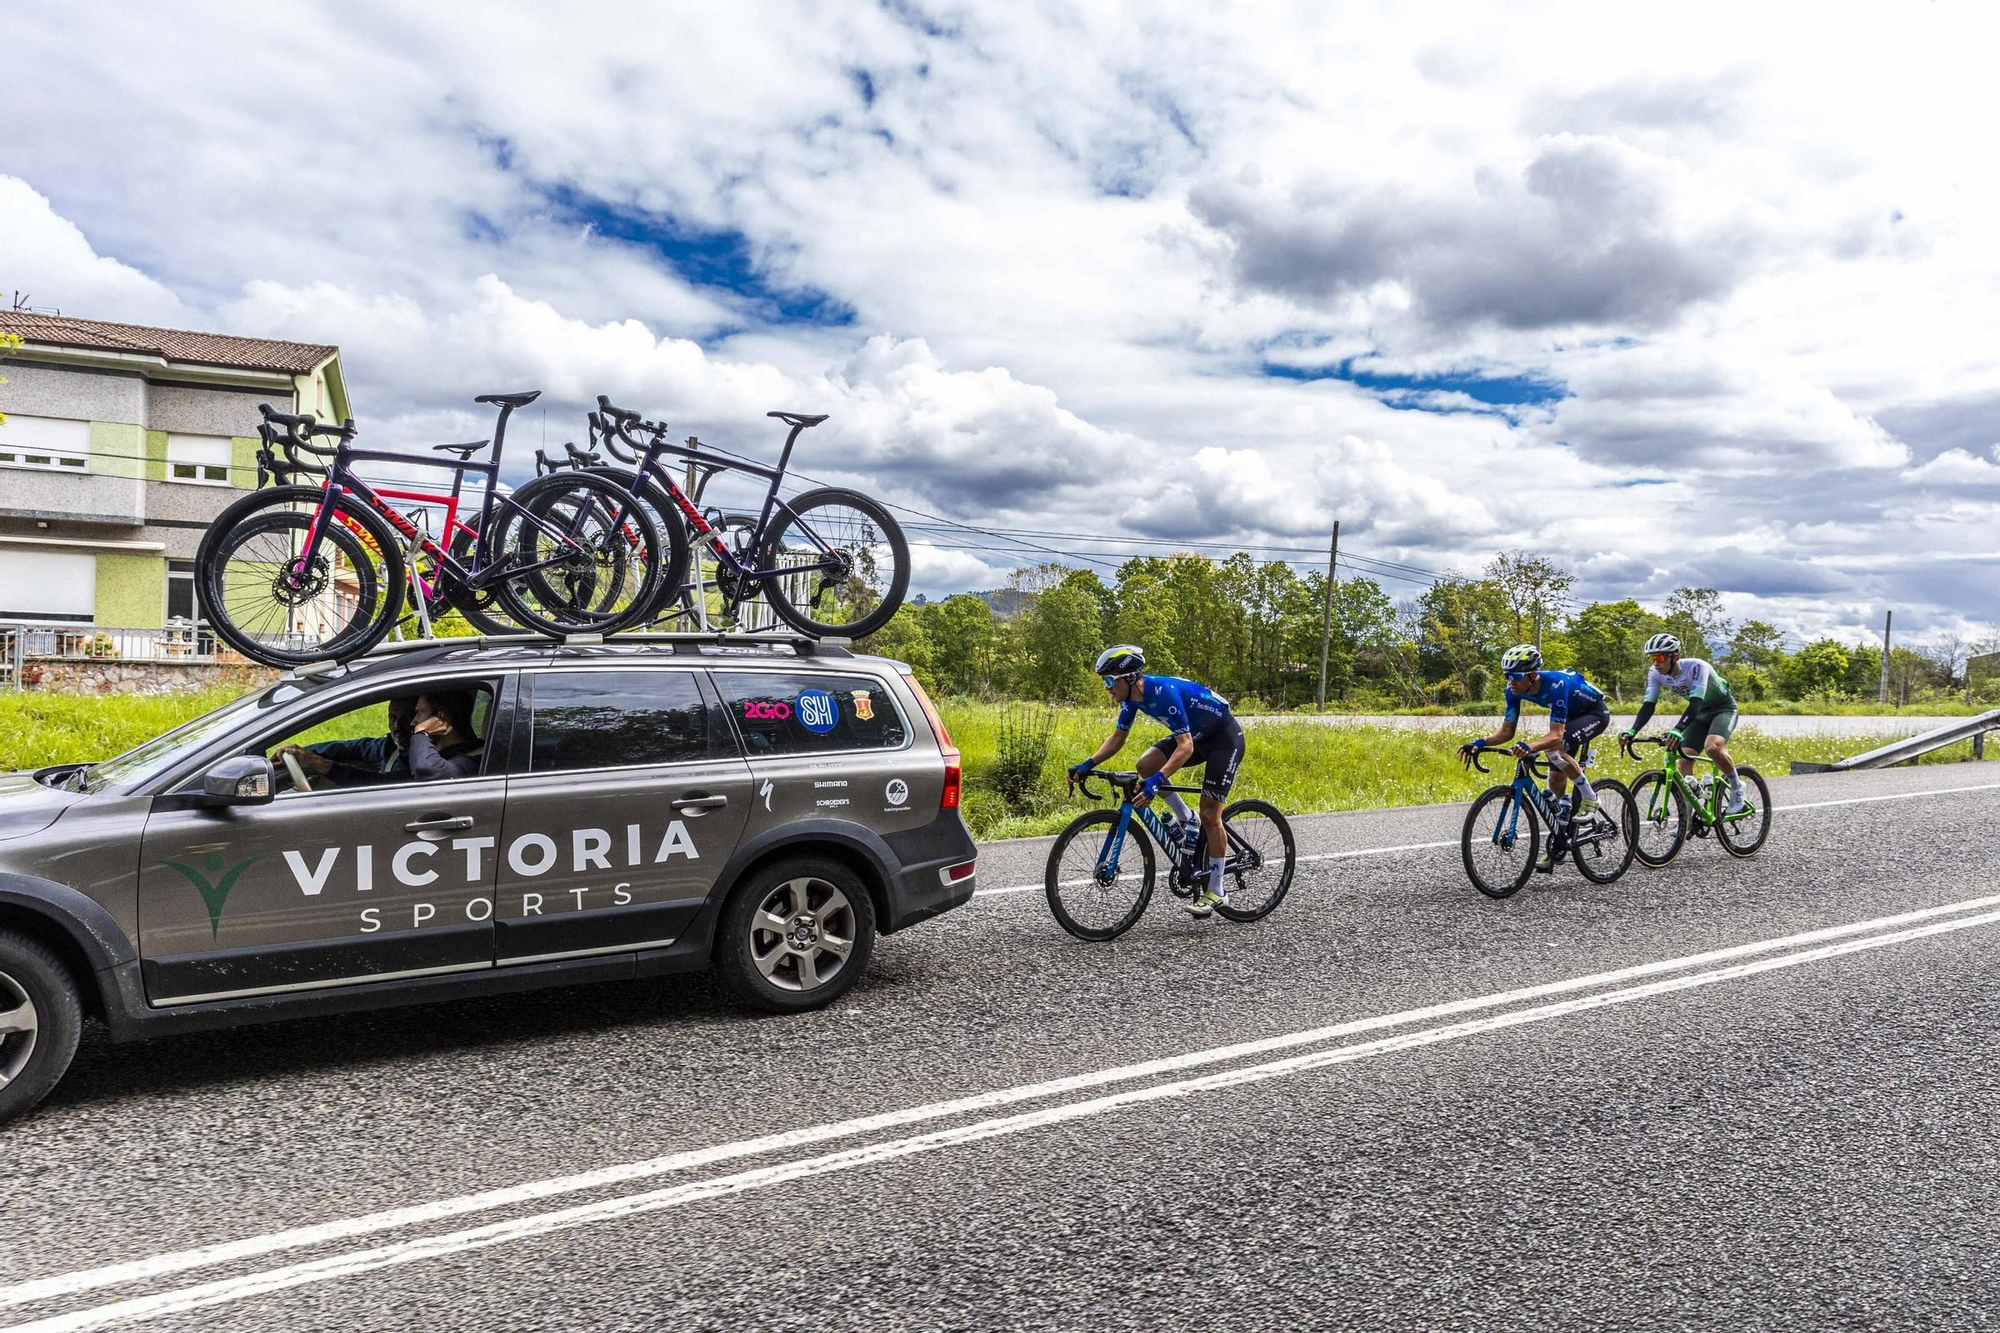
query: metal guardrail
[{"left": 1789, "top": 709, "right": 2000, "bottom": 773}]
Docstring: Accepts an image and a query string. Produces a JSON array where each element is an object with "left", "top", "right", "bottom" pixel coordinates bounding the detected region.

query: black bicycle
[
  {"left": 196, "top": 391, "right": 664, "bottom": 666},
  {"left": 1458, "top": 745, "right": 1637, "bottom": 898},
  {"left": 1044, "top": 771, "right": 1297, "bottom": 940},
  {"left": 588, "top": 398, "right": 911, "bottom": 638}
]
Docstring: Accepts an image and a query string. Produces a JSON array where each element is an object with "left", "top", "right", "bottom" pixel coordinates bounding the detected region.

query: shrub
[{"left": 990, "top": 705, "right": 1056, "bottom": 813}]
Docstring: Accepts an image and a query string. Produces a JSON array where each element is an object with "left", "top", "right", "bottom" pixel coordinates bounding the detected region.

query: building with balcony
[{"left": 0, "top": 312, "right": 349, "bottom": 641}]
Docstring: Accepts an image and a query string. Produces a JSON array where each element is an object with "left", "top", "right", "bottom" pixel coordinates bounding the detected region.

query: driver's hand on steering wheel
[{"left": 272, "top": 743, "right": 331, "bottom": 776}]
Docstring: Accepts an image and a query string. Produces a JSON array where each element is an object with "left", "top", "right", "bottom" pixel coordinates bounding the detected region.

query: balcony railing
[{"left": 1, "top": 620, "right": 244, "bottom": 669}]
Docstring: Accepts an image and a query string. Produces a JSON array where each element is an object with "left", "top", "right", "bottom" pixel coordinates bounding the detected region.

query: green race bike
[{"left": 1621, "top": 735, "right": 1772, "bottom": 865}]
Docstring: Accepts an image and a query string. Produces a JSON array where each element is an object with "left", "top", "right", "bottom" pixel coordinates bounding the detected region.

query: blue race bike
[
  {"left": 1459, "top": 745, "right": 1637, "bottom": 898},
  {"left": 1045, "top": 770, "right": 1296, "bottom": 940}
]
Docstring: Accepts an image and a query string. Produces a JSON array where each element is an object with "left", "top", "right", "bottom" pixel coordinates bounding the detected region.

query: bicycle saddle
[
  {"left": 475, "top": 390, "right": 542, "bottom": 408},
  {"left": 430, "top": 440, "right": 489, "bottom": 458},
  {"left": 767, "top": 411, "right": 828, "bottom": 429}
]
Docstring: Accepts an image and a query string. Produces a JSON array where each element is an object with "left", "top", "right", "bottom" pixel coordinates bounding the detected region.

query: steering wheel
[{"left": 281, "top": 750, "right": 313, "bottom": 793}]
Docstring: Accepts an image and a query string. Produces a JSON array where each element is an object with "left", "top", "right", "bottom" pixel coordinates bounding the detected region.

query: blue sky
[{"left": 1, "top": 1, "right": 1997, "bottom": 645}]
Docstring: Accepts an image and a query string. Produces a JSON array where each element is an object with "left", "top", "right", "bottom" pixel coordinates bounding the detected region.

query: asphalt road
[{"left": 4, "top": 760, "right": 1999, "bottom": 1331}]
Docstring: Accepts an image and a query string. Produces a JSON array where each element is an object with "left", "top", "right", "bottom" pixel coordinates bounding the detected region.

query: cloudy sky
[{"left": 4, "top": 1, "right": 1997, "bottom": 646}]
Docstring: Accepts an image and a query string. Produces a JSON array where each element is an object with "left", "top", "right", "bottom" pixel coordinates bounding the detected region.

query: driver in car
[{"left": 271, "top": 697, "right": 417, "bottom": 788}]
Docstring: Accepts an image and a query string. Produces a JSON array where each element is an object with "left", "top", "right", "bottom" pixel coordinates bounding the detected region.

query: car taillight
[{"left": 900, "top": 671, "right": 961, "bottom": 811}]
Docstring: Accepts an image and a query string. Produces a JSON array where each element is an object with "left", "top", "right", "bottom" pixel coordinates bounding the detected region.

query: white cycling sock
[
  {"left": 1577, "top": 776, "right": 1596, "bottom": 802},
  {"left": 1163, "top": 790, "right": 1193, "bottom": 822},
  {"left": 1206, "top": 856, "right": 1226, "bottom": 898}
]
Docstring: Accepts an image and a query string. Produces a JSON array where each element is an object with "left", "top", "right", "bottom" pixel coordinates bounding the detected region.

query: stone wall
[{"left": 19, "top": 658, "right": 278, "bottom": 696}]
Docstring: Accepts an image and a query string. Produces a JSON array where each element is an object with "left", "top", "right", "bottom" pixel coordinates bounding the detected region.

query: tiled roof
[{"left": 0, "top": 311, "right": 337, "bottom": 374}]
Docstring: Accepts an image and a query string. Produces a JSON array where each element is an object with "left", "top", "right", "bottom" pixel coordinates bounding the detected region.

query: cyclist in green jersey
[{"left": 1620, "top": 632, "right": 1747, "bottom": 813}]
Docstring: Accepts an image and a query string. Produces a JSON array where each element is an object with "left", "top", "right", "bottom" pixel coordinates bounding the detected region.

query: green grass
[
  {"left": 941, "top": 701, "right": 1999, "bottom": 839},
  {"left": 2, "top": 691, "right": 1991, "bottom": 841}
]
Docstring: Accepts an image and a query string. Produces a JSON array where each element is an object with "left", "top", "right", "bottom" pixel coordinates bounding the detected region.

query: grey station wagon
[{"left": 0, "top": 637, "right": 977, "bottom": 1121}]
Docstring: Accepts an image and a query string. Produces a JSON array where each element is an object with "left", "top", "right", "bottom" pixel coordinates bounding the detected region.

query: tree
[
  {"left": 1487, "top": 551, "right": 1576, "bottom": 644},
  {"left": 1662, "top": 586, "right": 1733, "bottom": 662},
  {"left": 1566, "top": 599, "right": 1662, "bottom": 700},
  {"left": 1015, "top": 579, "right": 1102, "bottom": 702},
  {"left": 0, "top": 331, "right": 20, "bottom": 427},
  {"left": 1725, "top": 620, "right": 1788, "bottom": 673},
  {"left": 1781, "top": 639, "right": 1850, "bottom": 699},
  {"left": 923, "top": 595, "right": 999, "bottom": 696},
  {"left": 857, "top": 605, "right": 936, "bottom": 690},
  {"left": 1413, "top": 579, "right": 1511, "bottom": 702}
]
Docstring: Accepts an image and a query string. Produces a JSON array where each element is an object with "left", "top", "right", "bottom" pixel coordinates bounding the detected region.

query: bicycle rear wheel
[
  {"left": 1462, "top": 785, "right": 1538, "bottom": 899},
  {"left": 490, "top": 472, "right": 663, "bottom": 636},
  {"left": 761, "top": 488, "right": 911, "bottom": 639},
  {"left": 1716, "top": 765, "right": 1773, "bottom": 858},
  {"left": 1045, "top": 809, "right": 1155, "bottom": 942},
  {"left": 196, "top": 486, "right": 404, "bottom": 666},
  {"left": 1212, "top": 800, "right": 1296, "bottom": 922},
  {"left": 1570, "top": 778, "right": 1637, "bottom": 884},
  {"left": 1628, "top": 771, "right": 1688, "bottom": 867},
  {"left": 592, "top": 466, "right": 690, "bottom": 626}
]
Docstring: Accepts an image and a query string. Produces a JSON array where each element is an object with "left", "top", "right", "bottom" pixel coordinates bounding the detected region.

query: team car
[{"left": 0, "top": 637, "right": 976, "bottom": 1121}]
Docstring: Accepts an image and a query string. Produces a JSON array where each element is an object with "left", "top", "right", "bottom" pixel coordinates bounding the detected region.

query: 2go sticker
[
  {"left": 742, "top": 700, "right": 793, "bottom": 721},
  {"left": 796, "top": 689, "right": 840, "bottom": 735}
]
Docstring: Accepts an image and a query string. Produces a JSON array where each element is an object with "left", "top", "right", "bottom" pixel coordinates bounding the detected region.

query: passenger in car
[
  {"left": 410, "top": 690, "right": 483, "bottom": 780},
  {"left": 272, "top": 696, "right": 417, "bottom": 787}
]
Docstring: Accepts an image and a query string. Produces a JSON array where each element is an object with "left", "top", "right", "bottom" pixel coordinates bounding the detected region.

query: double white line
[{"left": 10, "top": 885, "right": 2000, "bottom": 1332}]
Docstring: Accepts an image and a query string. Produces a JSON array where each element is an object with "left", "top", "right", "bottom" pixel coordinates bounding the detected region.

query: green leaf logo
[{"left": 163, "top": 851, "right": 264, "bottom": 938}]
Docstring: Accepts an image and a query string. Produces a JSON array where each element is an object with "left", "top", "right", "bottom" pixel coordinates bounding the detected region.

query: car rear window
[
  {"left": 529, "top": 670, "right": 713, "bottom": 772},
  {"left": 716, "top": 671, "right": 907, "bottom": 755}
]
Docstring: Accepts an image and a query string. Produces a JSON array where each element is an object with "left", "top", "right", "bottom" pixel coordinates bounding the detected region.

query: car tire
[
  {"left": 714, "top": 858, "right": 877, "bottom": 1013},
  {"left": 0, "top": 930, "right": 85, "bottom": 1124}
]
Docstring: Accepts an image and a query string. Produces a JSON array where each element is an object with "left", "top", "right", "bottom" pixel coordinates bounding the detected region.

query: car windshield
[{"left": 73, "top": 681, "right": 318, "bottom": 795}]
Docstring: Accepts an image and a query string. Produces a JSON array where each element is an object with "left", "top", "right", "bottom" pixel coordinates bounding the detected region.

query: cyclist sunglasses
[
  {"left": 1650, "top": 652, "right": 1675, "bottom": 666},
  {"left": 1101, "top": 675, "right": 1121, "bottom": 690},
  {"left": 1503, "top": 669, "right": 1533, "bottom": 682}
]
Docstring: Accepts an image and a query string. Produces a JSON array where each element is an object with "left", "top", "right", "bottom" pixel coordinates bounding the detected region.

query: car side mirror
[{"left": 201, "top": 755, "right": 275, "bottom": 806}]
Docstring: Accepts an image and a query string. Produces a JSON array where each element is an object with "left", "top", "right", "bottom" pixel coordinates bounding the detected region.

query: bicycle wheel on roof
[
  {"left": 761, "top": 488, "right": 910, "bottom": 639},
  {"left": 195, "top": 486, "right": 404, "bottom": 667}
]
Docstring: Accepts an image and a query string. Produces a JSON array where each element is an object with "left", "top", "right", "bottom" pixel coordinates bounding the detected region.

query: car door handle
[
  {"left": 406, "top": 814, "right": 475, "bottom": 839},
  {"left": 672, "top": 795, "right": 729, "bottom": 815}
]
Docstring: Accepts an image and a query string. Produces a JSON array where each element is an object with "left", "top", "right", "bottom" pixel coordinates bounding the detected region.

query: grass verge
[{"left": 1, "top": 691, "right": 1990, "bottom": 841}]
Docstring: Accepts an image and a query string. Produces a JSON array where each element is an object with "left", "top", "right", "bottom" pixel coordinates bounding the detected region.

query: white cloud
[{"left": 3, "top": 1, "right": 1999, "bottom": 641}]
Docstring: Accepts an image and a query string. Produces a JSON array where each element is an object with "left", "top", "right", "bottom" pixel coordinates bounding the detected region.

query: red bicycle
[{"left": 196, "top": 391, "right": 665, "bottom": 666}]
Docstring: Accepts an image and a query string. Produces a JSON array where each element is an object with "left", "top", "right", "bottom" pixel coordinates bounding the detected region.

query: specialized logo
[
  {"left": 162, "top": 851, "right": 264, "bottom": 938},
  {"left": 759, "top": 778, "right": 774, "bottom": 812},
  {"left": 743, "top": 701, "right": 792, "bottom": 721},
  {"left": 885, "top": 778, "right": 909, "bottom": 808},
  {"left": 797, "top": 689, "right": 839, "bottom": 735}
]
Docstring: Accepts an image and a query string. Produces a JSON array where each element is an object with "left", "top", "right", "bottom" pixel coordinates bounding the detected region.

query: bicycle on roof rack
[
  {"left": 195, "top": 391, "right": 665, "bottom": 667},
  {"left": 584, "top": 397, "right": 911, "bottom": 639}
]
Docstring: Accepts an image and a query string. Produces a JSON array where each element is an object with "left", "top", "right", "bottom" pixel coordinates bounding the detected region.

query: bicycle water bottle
[
  {"left": 1181, "top": 816, "right": 1203, "bottom": 860},
  {"left": 1555, "top": 795, "right": 1572, "bottom": 826}
]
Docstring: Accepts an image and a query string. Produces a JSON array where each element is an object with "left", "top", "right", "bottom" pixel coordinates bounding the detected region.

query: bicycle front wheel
[
  {"left": 1716, "top": 765, "right": 1773, "bottom": 858},
  {"left": 762, "top": 488, "right": 911, "bottom": 639},
  {"left": 1570, "top": 778, "right": 1637, "bottom": 884},
  {"left": 1628, "top": 771, "right": 1688, "bottom": 867},
  {"left": 1045, "top": 809, "right": 1155, "bottom": 941},
  {"left": 1213, "top": 800, "right": 1296, "bottom": 923},
  {"left": 196, "top": 486, "right": 404, "bottom": 666},
  {"left": 1462, "top": 785, "right": 1538, "bottom": 899},
  {"left": 491, "top": 472, "right": 663, "bottom": 636}
]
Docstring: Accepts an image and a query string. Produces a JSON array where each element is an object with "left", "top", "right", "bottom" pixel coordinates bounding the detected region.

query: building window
[
  {"left": 0, "top": 414, "right": 90, "bottom": 471},
  {"left": 0, "top": 550, "right": 97, "bottom": 623},
  {"left": 165, "top": 433, "right": 233, "bottom": 485}
]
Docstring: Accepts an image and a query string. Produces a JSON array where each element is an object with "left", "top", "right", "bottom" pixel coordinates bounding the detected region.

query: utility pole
[
  {"left": 1315, "top": 520, "right": 1340, "bottom": 711},
  {"left": 1878, "top": 610, "right": 1892, "bottom": 705}
]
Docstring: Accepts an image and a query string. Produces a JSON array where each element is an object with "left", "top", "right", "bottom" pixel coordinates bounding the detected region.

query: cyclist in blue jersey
[
  {"left": 1068, "top": 644, "right": 1244, "bottom": 918},
  {"left": 1457, "top": 644, "right": 1612, "bottom": 873}
]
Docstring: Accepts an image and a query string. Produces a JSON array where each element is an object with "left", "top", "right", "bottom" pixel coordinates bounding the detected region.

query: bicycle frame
[
  {"left": 1076, "top": 773, "right": 1256, "bottom": 884},
  {"left": 1629, "top": 738, "right": 1751, "bottom": 829},
  {"left": 1476, "top": 750, "right": 1620, "bottom": 855},
  {"left": 293, "top": 445, "right": 593, "bottom": 604},
  {"left": 607, "top": 418, "right": 851, "bottom": 586}
]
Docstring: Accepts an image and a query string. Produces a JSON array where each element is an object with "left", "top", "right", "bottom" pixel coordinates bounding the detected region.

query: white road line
[
  {"left": 12, "top": 886, "right": 2000, "bottom": 1314},
  {"left": 19, "top": 901, "right": 2000, "bottom": 1333},
  {"left": 972, "top": 780, "right": 2000, "bottom": 898}
]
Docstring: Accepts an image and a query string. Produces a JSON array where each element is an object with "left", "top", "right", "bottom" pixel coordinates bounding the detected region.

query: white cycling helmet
[
  {"left": 1093, "top": 644, "right": 1145, "bottom": 678},
  {"left": 1500, "top": 643, "right": 1542, "bottom": 674},
  {"left": 1644, "top": 633, "right": 1681, "bottom": 657}
]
